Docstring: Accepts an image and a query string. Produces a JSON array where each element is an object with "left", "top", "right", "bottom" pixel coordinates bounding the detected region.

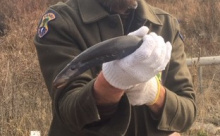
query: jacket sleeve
[
  {"left": 157, "top": 24, "right": 197, "bottom": 132},
  {"left": 34, "top": 7, "right": 131, "bottom": 135},
  {"left": 34, "top": 7, "right": 101, "bottom": 129}
]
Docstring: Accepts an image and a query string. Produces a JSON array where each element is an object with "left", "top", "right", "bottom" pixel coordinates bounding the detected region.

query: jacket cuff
[
  {"left": 157, "top": 88, "right": 178, "bottom": 131},
  {"left": 66, "top": 79, "right": 101, "bottom": 128},
  {"left": 84, "top": 94, "right": 131, "bottom": 136}
]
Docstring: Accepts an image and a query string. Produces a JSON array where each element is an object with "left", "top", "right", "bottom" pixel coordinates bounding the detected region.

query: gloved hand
[
  {"left": 102, "top": 26, "right": 172, "bottom": 90},
  {"left": 126, "top": 75, "right": 161, "bottom": 105}
]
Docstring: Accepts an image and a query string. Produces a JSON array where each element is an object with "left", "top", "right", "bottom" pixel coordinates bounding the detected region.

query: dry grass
[
  {"left": 0, "top": 0, "right": 55, "bottom": 135},
  {"left": 0, "top": 0, "right": 219, "bottom": 136}
]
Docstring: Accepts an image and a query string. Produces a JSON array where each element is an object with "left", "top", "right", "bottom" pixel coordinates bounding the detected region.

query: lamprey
[{"left": 53, "top": 35, "right": 143, "bottom": 89}]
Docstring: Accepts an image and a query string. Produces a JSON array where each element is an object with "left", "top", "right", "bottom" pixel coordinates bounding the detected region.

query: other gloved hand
[
  {"left": 102, "top": 26, "right": 172, "bottom": 90},
  {"left": 126, "top": 74, "right": 161, "bottom": 106}
]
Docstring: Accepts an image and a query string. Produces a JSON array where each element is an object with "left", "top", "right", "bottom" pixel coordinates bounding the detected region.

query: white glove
[
  {"left": 126, "top": 75, "right": 161, "bottom": 106},
  {"left": 102, "top": 26, "right": 172, "bottom": 90},
  {"left": 127, "top": 26, "right": 149, "bottom": 37}
]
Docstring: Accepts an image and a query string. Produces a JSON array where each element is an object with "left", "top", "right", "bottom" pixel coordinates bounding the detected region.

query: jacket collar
[
  {"left": 136, "top": 0, "right": 162, "bottom": 26},
  {"left": 77, "top": 0, "right": 109, "bottom": 23},
  {"left": 78, "top": 0, "right": 162, "bottom": 26}
]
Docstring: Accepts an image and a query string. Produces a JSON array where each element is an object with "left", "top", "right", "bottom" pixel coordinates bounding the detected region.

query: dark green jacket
[{"left": 34, "top": 0, "right": 196, "bottom": 135}]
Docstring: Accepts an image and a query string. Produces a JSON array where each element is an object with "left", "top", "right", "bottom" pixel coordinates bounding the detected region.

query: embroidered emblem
[{"left": 38, "top": 12, "right": 56, "bottom": 38}]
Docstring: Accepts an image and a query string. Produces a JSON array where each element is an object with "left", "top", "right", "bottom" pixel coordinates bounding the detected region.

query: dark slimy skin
[{"left": 53, "top": 35, "right": 143, "bottom": 89}]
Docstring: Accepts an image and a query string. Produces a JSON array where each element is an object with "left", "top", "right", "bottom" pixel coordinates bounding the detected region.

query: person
[{"left": 34, "top": 0, "right": 197, "bottom": 135}]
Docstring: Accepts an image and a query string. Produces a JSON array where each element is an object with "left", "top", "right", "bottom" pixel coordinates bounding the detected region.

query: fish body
[{"left": 53, "top": 35, "right": 143, "bottom": 88}]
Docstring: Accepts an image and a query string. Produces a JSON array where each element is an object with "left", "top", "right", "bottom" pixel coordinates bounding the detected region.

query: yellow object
[{"left": 148, "top": 76, "right": 161, "bottom": 105}]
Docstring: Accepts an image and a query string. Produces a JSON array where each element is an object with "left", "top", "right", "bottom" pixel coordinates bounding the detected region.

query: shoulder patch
[{"left": 38, "top": 12, "right": 56, "bottom": 38}]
